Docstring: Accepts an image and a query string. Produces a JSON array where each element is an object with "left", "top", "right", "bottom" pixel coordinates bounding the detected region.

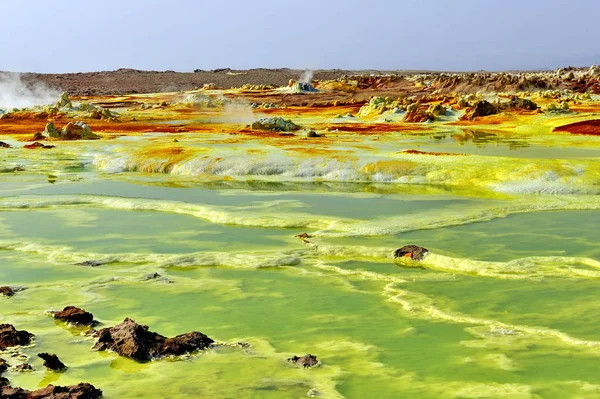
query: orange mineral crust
[
  {"left": 400, "top": 150, "right": 467, "bottom": 156},
  {"left": 553, "top": 119, "right": 600, "bottom": 136}
]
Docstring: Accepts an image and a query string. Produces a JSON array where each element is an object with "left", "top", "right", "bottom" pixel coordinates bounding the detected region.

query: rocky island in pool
[{"left": 1, "top": 65, "right": 599, "bottom": 398}]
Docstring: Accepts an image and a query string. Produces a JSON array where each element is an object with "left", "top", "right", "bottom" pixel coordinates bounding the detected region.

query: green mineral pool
[{"left": 1, "top": 130, "right": 599, "bottom": 399}]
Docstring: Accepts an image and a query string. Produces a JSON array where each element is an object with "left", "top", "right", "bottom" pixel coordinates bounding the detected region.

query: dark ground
[{"left": 12, "top": 68, "right": 430, "bottom": 96}]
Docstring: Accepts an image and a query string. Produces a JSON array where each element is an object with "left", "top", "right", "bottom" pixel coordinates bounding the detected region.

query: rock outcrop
[
  {"left": 465, "top": 100, "right": 498, "bottom": 119},
  {"left": 0, "top": 141, "right": 11, "bottom": 148},
  {"left": 1, "top": 382, "right": 102, "bottom": 399},
  {"left": 37, "top": 353, "right": 67, "bottom": 372},
  {"left": 51, "top": 306, "right": 96, "bottom": 326},
  {"left": 288, "top": 354, "right": 319, "bottom": 368},
  {"left": 0, "top": 324, "right": 33, "bottom": 350},
  {"left": 91, "top": 318, "right": 213, "bottom": 361},
  {"left": 394, "top": 245, "right": 429, "bottom": 261}
]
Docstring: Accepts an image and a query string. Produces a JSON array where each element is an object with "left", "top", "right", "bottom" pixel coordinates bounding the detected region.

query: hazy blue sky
[{"left": 1, "top": 0, "right": 598, "bottom": 73}]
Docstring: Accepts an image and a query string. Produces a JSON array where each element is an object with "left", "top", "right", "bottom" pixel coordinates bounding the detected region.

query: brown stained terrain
[
  {"left": 8, "top": 67, "right": 600, "bottom": 97},
  {"left": 16, "top": 68, "right": 417, "bottom": 96}
]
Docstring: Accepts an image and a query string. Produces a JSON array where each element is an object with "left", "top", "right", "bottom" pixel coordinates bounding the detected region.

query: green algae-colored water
[{"left": 1, "top": 128, "right": 600, "bottom": 398}]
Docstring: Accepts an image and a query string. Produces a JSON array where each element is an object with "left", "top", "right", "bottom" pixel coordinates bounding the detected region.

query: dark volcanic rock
[
  {"left": 23, "top": 142, "right": 55, "bottom": 149},
  {"left": 0, "top": 287, "right": 15, "bottom": 297},
  {"left": 468, "top": 100, "right": 498, "bottom": 119},
  {"left": 0, "top": 141, "right": 11, "bottom": 148},
  {"left": 0, "top": 358, "right": 7, "bottom": 373},
  {"left": 37, "top": 353, "right": 67, "bottom": 372},
  {"left": 52, "top": 306, "right": 96, "bottom": 326},
  {"left": 1, "top": 382, "right": 102, "bottom": 399},
  {"left": 394, "top": 245, "right": 429, "bottom": 261},
  {"left": 141, "top": 272, "right": 173, "bottom": 283},
  {"left": 14, "top": 364, "right": 33, "bottom": 372},
  {"left": 0, "top": 324, "right": 33, "bottom": 350},
  {"left": 91, "top": 318, "right": 213, "bottom": 361},
  {"left": 74, "top": 260, "right": 104, "bottom": 267},
  {"left": 0, "top": 377, "right": 8, "bottom": 387},
  {"left": 288, "top": 354, "right": 319, "bottom": 368}
]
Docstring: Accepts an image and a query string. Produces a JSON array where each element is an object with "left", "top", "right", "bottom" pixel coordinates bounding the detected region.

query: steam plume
[{"left": 0, "top": 73, "right": 60, "bottom": 109}]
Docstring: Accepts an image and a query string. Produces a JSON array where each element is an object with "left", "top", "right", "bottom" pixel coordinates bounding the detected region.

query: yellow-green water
[{"left": 1, "top": 127, "right": 600, "bottom": 398}]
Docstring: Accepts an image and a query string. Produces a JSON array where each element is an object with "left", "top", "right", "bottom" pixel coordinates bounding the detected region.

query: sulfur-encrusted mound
[
  {"left": 181, "top": 92, "right": 228, "bottom": 107},
  {"left": 357, "top": 96, "right": 401, "bottom": 118},
  {"left": 38, "top": 121, "right": 100, "bottom": 140},
  {"left": 427, "top": 103, "right": 447, "bottom": 117},
  {"left": 505, "top": 96, "right": 538, "bottom": 111},
  {"left": 545, "top": 101, "right": 570, "bottom": 113},
  {"left": 56, "top": 92, "right": 73, "bottom": 109},
  {"left": 288, "top": 81, "right": 319, "bottom": 93},
  {"left": 91, "top": 318, "right": 213, "bottom": 362},
  {"left": 251, "top": 117, "right": 300, "bottom": 132}
]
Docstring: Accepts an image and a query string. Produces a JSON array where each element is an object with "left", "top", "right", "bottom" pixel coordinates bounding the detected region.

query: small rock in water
[
  {"left": 0, "top": 358, "right": 7, "bottom": 373},
  {"left": 0, "top": 141, "right": 11, "bottom": 148},
  {"left": 0, "top": 324, "right": 33, "bottom": 350},
  {"left": 92, "top": 318, "right": 214, "bottom": 362},
  {"left": 393, "top": 245, "right": 429, "bottom": 261},
  {"left": 288, "top": 354, "right": 319, "bottom": 368},
  {"left": 141, "top": 272, "right": 173, "bottom": 283},
  {"left": 23, "top": 142, "right": 55, "bottom": 149},
  {"left": 14, "top": 363, "right": 33, "bottom": 372},
  {"left": 37, "top": 353, "right": 67, "bottom": 372},
  {"left": 52, "top": 306, "right": 97, "bottom": 326},
  {"left": 75, "top": 260, "right": 104, "bottom": 267},
  {"left": 0, "top": 287, "right": 15, "bottom": 297}
]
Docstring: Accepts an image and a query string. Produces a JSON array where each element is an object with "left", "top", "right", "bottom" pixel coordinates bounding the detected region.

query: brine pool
[{"left": 1, "top": 130, "right": 599, "bottom": 399}]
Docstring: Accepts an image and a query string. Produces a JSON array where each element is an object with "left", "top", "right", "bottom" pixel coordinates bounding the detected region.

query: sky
[{"left": 1, "top": 0, "right": 598, "bottom": 73}]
